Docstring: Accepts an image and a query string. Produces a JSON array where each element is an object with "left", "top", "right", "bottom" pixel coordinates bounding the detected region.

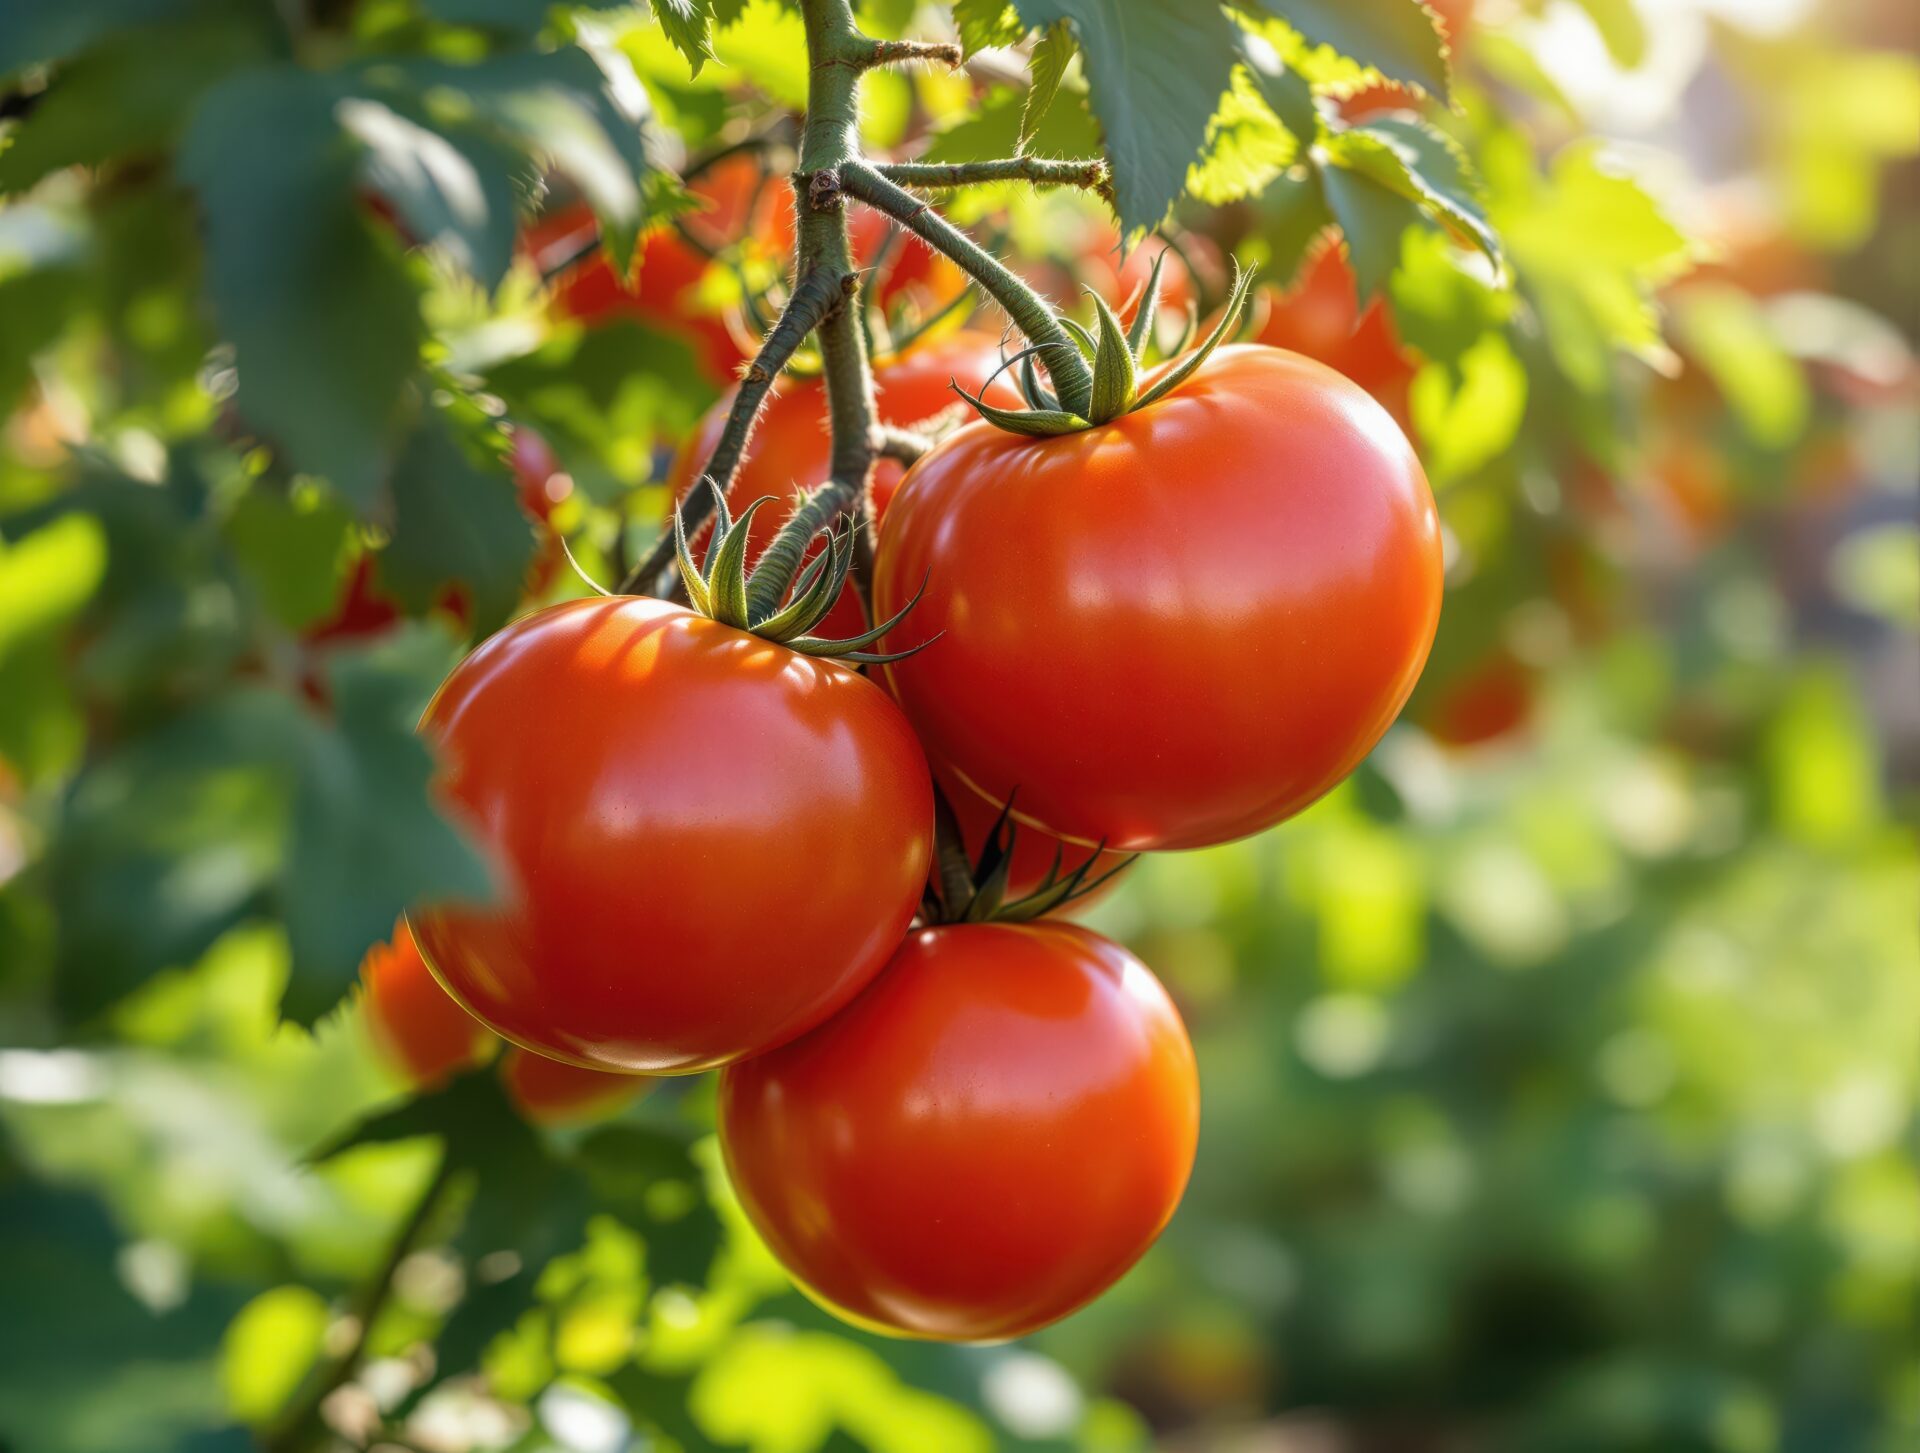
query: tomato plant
[
  {"left": 411, "top": 595, "right": 933, "bottom": 1073},
  {"left": 874, "top": 343, "right": 1443, "bottom": 852},
  {"left": 720, "top": 921, "right": 1198, "bottom": 1342}
]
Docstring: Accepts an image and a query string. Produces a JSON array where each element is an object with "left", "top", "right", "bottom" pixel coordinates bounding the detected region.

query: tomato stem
[
  {"left": 262, "top": 1150, "right": 456, "bottom": 1453},
  {"left": 618, "top": 262, "right": 850, "bottom": 594},
  {"left": 840, "top": 160, "right": 1096, "bottom": 417},
  {"left": 875, "top": 157, "right": 1108, "bottom": 192},
  {"left": 873, "top": 424, "right": 935, "bottom": 466}
]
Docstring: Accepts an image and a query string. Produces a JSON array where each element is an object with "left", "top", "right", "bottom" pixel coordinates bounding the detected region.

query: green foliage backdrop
[{"left": 1, "top": 0, "right": 1915, "bottom": 1450}]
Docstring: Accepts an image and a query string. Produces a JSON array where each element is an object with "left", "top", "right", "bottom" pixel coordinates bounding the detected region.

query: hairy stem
[
  {"left": 875, "top": 157, "right": 1107, "bottom": 191},
  {"left": 796, "top": 0, "right": 879, "bottom": 555},
  {"left": 867, "top": 38, "right": 962, "bottom": 68},
  {"left": 263, "top": 1152, "right": 456, "bottom": 1453},
  {"left": 840, "top": 159, "right": 1093, "bottom": 415},
  {"left": 873, "top": 424, "right": 935, "bottom": 466},
  {"left": 618, "top": 262, "right": 847, "bottom": 594}
]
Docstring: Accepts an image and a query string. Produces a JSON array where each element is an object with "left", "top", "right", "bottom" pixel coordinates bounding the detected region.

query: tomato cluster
[{"left": 394, "top": 205, "right": 1443, "bottom": 1342}]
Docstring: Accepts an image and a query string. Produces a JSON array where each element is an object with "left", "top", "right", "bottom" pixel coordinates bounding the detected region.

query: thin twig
[
  {"left": 866, "top": 38, "right": 962, "bottom": 68},
  {"left": 840, "top": 159, "right": 1094, "bottom": 415},
  {"left": 873, "top": 424, "right": 935, "bottom": 466},
  {"left": 619, "top": 264, "right": 850, "bottom": 594},
  {"left": 263, "top": 1153, "right": 456, "bottom": 1453},
  {"left": 875, "top": 157, "right": 1107, "bottom": 191}
]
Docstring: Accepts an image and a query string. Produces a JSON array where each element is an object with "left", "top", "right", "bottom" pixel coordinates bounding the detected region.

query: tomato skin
[
  {"left": 719, "top": 922, "right": 1198, "bottom": 1343},
  {"left": 411, "top": 596, "right": 934, "bottom": 1074},
  {"left": 1255, "top": 245, "right": 1416, "bottom": 425},
  {"left": 362, "top": 918, "right": 496, "bottom": 1087},
  {"left": 669, "top": 334, "right": 1019, "bottom": 637},
  {"left": 873, "top": 344, "right": 1443, "bottom": 852},
  {"left": 501, "top": 1048, "right": 650, "bottom": 1127}
]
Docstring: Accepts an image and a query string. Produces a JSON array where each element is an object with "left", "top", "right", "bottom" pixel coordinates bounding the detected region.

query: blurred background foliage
[{"left": 1, "top": 0, "right": 1916, "bottom": 1451}]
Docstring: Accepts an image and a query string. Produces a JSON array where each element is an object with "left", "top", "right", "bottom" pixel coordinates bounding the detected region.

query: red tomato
[
  {"left": 938, "top": 770, "right": 1130, "bottom": 914},
  {"left": 501, "top": 1048, "right": 650, "bottom": 1127},
  {"left": 873, "top": 344, "right": 1443, "bottom": 852},
  {"left": 668, "top": 333, "right": 1020, "bottom": 637},
  {"left": 1255, "top": 244, "right": 1416, "bottom": 425},
  {"left": 510, "top": 426, "right": 569, "bottom": 522},
  {"left": 411, "top": 596, "right": 934, "bottom": 1073},
  {"left": 361, "top": 919, "right": 495, "bottom": 1087},
  {"left": 1419, "top": 647, "right": 1535, "bottom": 748},
  {"left": 719, "top": 921, "right": 1198, "bottom": 1342},
  {"left": 523, "top": 157, "right": 768, "bottom": 383}
]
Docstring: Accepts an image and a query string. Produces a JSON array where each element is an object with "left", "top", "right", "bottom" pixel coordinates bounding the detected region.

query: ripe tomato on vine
[
  {"left": 411, "top": 591, "right": 933, "bottom": 1075},
  {"left": 720, "top": 921, "right": 1198, "bottom": 1342},
  {"left": 875, "top": 333, "right": 1443, "bottom": 853}
]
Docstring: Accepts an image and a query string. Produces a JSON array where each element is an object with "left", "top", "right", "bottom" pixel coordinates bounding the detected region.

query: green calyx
[
  {"left": 671, "top": 482, "right": 929, "bottom": 665},
  {"left": 925, "top": 788, "right": 1135, "bottom": 926},
  {"left": 954, "top": 260, "right": 1259, "bottom": 439}
]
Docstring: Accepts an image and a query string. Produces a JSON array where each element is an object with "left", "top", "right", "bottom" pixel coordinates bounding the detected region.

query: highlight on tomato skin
[
  {"left": 873, "top": 344, "right": 1444, "bottom": 854},
  {"left": 500, "top": 1048, "right": 652, "bottom": 1128},
  {"left": 718, "top": 921, "right": 1199, "bottom": 1344},
  {"left": 410, "top": 595, "right": 935, "bottom": 1075}
]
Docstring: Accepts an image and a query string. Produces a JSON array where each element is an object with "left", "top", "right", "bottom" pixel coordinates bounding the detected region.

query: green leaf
[
  {"left": 379, "top": 404, "right": 538, "bottom": 638},
  {"left": 0, "top": 1182, "right": 243, "bottom": 1453},
  {"left": 340, "top": 95, "right": 523, "bottom": 292},
  {"left": 399, "top": 46, "right": 660, "bottom": 282},
  {"left": 0, "top": 513, "right": 106, "bottom": 782},
  {"left": 1318, "top": 155, "right": 1423, "bottom": 300},
  {"left": 281, "top": 629, "right": 497, "bottom": 1024},
  {"left": 951, "top": 0, "right": 1026, "bottom": 57},
  {"left": 48, "top": 689, "right": 298, "bottom": 1021},
  {"left": 1409, "top": 332, "right": 1528, "bottom": 484},
  {"left": 223, "top": 483, "right": 356, "bottom": 633},
  {"left": 1012, "top": 0, "right": 1241, "bottom": 233},
  {"left": 1669, "top": 284, "right": 1810, "bottom": 451},
  {"left": 0, "top": 19, "right": 268, "bottom": 195},
  {"left": 1245, "top": 46, "right": 1318, "bottom": 145},
  {"left": 1254, "top": 164, "right": 1334, "bottom": 284},
  {"left": 0, "top": 0, "right": 199, "bottom": 76},
  {"left": 924, "top": 83, "right": 1100, "bottom": 167},
  {"left": 1329, "top": 114, "right": 1501, "bottom": 273},
  {"left": 1269, "top": 0, "right": 1451, "bottom": 100},
  {"left": 1020, "top": 22, "right": 1075, "bottom": 151},
  {"left": 417, "top": 0, "right": 550, "bottom": 29},
  {"left": 179, "top": 68, "right": 424, "bottom": 510},
  {"left": 651, "top": 0, "right": 717, "bottom": 78},
  {"left": 220, "top": 1288, "right": 327, "bottom": 1427},
  {"left": 1189, "top": 65, "right": 1299, "bottom": 207}
]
